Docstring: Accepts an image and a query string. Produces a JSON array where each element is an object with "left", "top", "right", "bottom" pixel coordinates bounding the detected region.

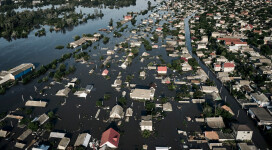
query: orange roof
[
  {"left": 223, "top": 62, "right": 235, "bottom": 68},
  {"left": 233, "top": 41, "right": 247, "bottom": 45},
  {"left": 158, "top": 66, "right": 167, "bottom": 72},
  {"left": 221, "top": 105, "right": 234, "bottom": 115},
  {"left": 205, "top": 131, "right": 219, "bottom": 140}
]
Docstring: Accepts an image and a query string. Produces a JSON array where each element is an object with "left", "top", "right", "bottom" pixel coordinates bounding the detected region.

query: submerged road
[{"left": 184, "top": 15, "right": 269, "bottom": 149}]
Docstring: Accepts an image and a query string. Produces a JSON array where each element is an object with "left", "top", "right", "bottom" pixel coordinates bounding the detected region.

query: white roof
[
  {"left": 56, "top": 88, "right": 71, "bottom": 97},
  {"left": 74, "top": 133, "right": 91, "bottom": 147},
  {"left": 49, "top": 132, "right": 66, "bottom": 138},
  {"left": 25, "top": 101, "right": 47, "bottom": 107},
  {"left": 130, "top": 88, "right": 154, "bottom": 100}
]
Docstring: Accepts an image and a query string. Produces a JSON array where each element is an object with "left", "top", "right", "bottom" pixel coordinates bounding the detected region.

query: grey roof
[
  {"left": 0, "top": 130, "right": 8, "bottom": 137},
  {"left": 17, "top": 129, "right": 32, "bottom": 141},
  {"left": 37, "top": 113, "right": 49, "bottom": 125},
  {"left": 125, "top": 108, "right": 133, "bottom": 117},
  {"left": 49, "top": 132, "right": 66, "bottom": 138},
  {"left": 74, "top": 133, "right": 91, "bottom": 147},
  {"left": 216, "top": 131, "right": 234, "bottom": 140},
  {"left": 25, "top": 100, "right": 47, "bottom": 107},
  {"left": 15, "top": 142, "right": 25, "bottom": 149},
  {"left": 237, "top": 143, "right": 257, "bottom": 150},
  {"left": 141, "top": 115, "right": 152, "bottom": 121},
  {"left": 232, "top": 123, "right": 252, "bottom": 131},
  {"left": 206, "top": 117, "right": 225, "bottom": 128},
  {"left": 56, "top": 88, "right": 71, "bottom": 97},
  {"left": 110, "top": 105, "right": 124, "bottom": 119},
  {"left": 163, "top": 102, "right": 173, "bottom": 111},
  {"left": 249, "top": 107, "right": 272, "bottom": 121},
  {"left": 8, "top": 63, "right": 34, "bottom": 76},
  {"left": 251, "top": 93, "right": 269, "bottom": 102},
  {"left": 58, "top": 137, "right": 70, "bottom": 149}
]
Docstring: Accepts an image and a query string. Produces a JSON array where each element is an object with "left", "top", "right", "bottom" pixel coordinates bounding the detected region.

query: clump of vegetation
[
  {"left": 55, "top": 45, "right": 64, "bottom": 50},
  {"left": 142, "top": 130, "right": 152, "bottom": 138},
  {"left": 96, "top": 100, "right": 103, "bottom": 107},
  {"left": 103, "top": 37, "right": 110, "bottom": 44}
]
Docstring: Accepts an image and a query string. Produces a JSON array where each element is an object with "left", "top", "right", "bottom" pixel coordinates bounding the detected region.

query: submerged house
[
  {"left": 140, "top": 115, "right": 153, "bottom": 131},
  {"left": 74, "top": 133, "right": 91, "bottom": 147},
  {"left": 100, "top": 128, "right": 120, "bottom": 148},
  {"left": 0, "top": 63, "right": 35, "bottom": 86},
  {"left": 130, "top": 88, "right": 155, "bottom": 100},
  {"left": 110, "top": 105, "right": 124, "bottom": 119},
  {"left": 56, "top": 88, "right": 71, "bottom": 97}
]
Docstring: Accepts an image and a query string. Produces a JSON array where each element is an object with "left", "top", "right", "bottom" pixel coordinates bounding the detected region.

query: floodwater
[
  {"left": 0, "top": 0, "right": 153, "bottom": 70},
  {"left": 1, "top": 1, "right": 267, "bottom": 149},
  {"left": 0, "top": 3, "right": 207, "bottom": 148}
]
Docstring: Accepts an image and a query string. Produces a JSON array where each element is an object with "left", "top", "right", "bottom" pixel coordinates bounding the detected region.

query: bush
[
  {"left": 142, "top": 130, "right": 152, "bottom": 138},
  {"left": 0, "top": 87, "right": 6, "bottom": 95},
  {"left": 28, "top": 122, "right": 39, "bottom": 131},
  {"left": 55, "top": 45, "right": 64, "bottom": 50},
  {"left": 96, "top": 100, "right": 103, "bottom": 107}
]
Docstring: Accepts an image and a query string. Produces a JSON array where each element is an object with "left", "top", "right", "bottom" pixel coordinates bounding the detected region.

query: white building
[
  {"left": 140, "top": 115, "right": 153, "bottom": 131},
  {"left": 74, "top": 133, "right": 91, "bottom": 147},
  {"left": 251, "top": 93, "right": 270, "bottom": 107},
  {"left": 201, "top": 86, "right": 219, "bottom": 93},
  {"left": 58, "top": 137, "right": 70, "bottom": 150},
  {"left": 130, "top": 88, "right": 155, "bottom": 100},
  {"left": 232, "top": 124, "right": 253, "bottom": 141},
  {"left": 110, "top": 105, "right": 124, "bottom": 119}
]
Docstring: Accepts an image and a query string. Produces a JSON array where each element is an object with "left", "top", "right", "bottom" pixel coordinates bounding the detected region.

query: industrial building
[{"left": 0, "top": 63, "right": 35, "bottom": 85}]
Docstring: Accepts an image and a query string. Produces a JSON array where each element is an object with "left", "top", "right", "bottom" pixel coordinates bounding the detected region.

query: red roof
[
  {"left": 233, "top": 41, "right": 247, "bottom": 45},
  {"left": 180, "top": 57, "right": 188, "bottom": 62},
  {"left": 100, "top": 128, "right": 120, "bottom": 148},
  {"left": 215, "top": 64, "right": 221, "bottom": 67},
  {"left": 124, "top": 16, "right": 132, "bottom": 20},
  {"left": 156, "top": 28, "right": 162, "bottom": 31},
  {"left": 102, "top": 69, "right": 109, "bottom": 75},
  {"left": 224, "top": 63, "right": 235, "bottom": 68},
  {"left": 244, "top": 24, "right": 253, "bottom": 29},
  {"left": 210, "top": 52, "right": 216, "bottom": 55},
  {"left": 158, "top": 66, "right": 167, "bottom": 72}
]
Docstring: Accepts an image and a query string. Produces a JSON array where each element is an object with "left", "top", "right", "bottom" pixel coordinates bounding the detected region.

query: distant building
[
  {"left": 25, "top": 100, "right": 47, "bottom": 107},
  {"left": 201, "top": 86, "right": 219, "bottom": 93},
  {"left": 102, "top": 69, "right": 109, "bottom": 76},
  {"left": 237, "top": 143, "right": 257, "bottom": 150},
  {"left": 56, "top": 88, "right": 71, "bottom": 97},
  {"left": 124, "top": 15, "right": 132, "bottom": 21},
  {"left": 222, "top": 62, "right": 235, "bottom": 72},
  {"left": 157, "top": 66, "right": 167, "bottom": 74},
  {"left": 214, "top": 64, "right": 221, "bottom": 72},
  {"left": 130, "top": 88, "right": 155, "bottom": 100},
  {"left": 100, "top": 128, "right": 120, "bottom": 148},
  {"left": 163, "top": 102, "right": 173, "bottom": 111},
  {"left": 140, "top": 115, "right": 153, "bottom": 131},
  {"left": 74, "top": 133, "right": 91, "bottom": 147},
  {"left": 0, "top": 63, "right": 35, "bottom": 85},
  {"left": 58, "top": 137, "right": 70, "bottom": 150},
  {"left": 232, "top": 123, "right": 253, "bottom": 141},
  {"left": 248, "top": 107, "right": 272, "bottom": 125},
  {"left": 251, "top": 92, "right": 270, "bottom": 107},
  {"left": 206, "top": 117, "right": 225, "bottom": 128},
  {"left": 110, "top": 105, "right": 124, "bottom": 119}
]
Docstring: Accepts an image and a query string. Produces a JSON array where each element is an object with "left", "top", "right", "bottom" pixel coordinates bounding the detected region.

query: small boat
[
  {"left": 89, "top": 69, "right": 94, "bottom": 74},
  {"left": 122, "top": 91, "right": 126, "bottom": 97}
]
